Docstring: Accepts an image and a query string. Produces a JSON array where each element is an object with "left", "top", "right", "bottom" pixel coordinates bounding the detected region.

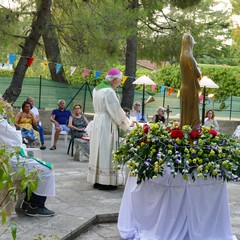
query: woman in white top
[{"left": 204, "top": 109, "right": 219, "bottom": 132}]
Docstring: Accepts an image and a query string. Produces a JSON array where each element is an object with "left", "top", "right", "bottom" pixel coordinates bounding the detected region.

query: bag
[{"left": 21, "top": 128, "right": 38, "bottom": 142}]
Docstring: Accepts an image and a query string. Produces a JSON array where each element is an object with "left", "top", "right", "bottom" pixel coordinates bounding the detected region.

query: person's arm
[
  {"left": 51, "top": 114, "right": 60, "bottom": 127},
  {"left": 0, "top": 119, "right": 22, "bottom": 146},
  {"left": 29, "top": 111, "right": 37, "bottom": 126},
  {"left": 105, "top": 89, "right": 130, "bottom": 131},
  {"left": 152, "top": 115, "right": 156, "bottom": 122},
  {"left": 214, "top": 119, "right": 220, "bottom": 132},
  {"left": 84, "top": 116, "right": 89, "bottom": 126},
  {"left": 15, "top": 112, "right": 22, "bottom": 128}
]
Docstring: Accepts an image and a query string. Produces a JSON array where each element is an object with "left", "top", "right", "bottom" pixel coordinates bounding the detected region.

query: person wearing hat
[
  {"left": 152, "top": 107, "right": 166, "bottom": 123},
  {"left": 87, "top": 68, "right": 131, "bottom": 190}
]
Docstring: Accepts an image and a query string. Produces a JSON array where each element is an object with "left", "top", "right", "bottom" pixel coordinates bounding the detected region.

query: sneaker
[
  {"left": 26, "top": 206, "right": 55, "bottom": 217},
  {"left": 49, "top": 146, "right": 56, "bottom": 150}
]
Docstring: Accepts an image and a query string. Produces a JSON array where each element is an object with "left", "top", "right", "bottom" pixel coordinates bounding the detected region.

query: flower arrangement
[{"left": 113, "top": 122, "right": 240, "bottom": 183}]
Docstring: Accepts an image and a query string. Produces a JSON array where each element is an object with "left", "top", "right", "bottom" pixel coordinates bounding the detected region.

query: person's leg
[
  {"left": 22, "top": 189, "right": 55, "bottom": 217},
  {"left": 37, "top": 124, "right": 45, "bottom": 145}
]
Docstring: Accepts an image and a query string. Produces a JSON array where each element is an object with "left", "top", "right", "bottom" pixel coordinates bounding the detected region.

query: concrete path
[{"left": 0, "top": 137, "right": 239, "bottom": 240}]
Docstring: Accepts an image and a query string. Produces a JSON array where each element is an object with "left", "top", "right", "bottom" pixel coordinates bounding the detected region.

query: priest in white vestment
[{"left": 87, "top": 68, "right": 130, "bottom": 190}]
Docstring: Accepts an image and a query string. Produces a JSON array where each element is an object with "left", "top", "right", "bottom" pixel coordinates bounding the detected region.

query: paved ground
[{"left": 0, "top": 137, "right": 239, "bottom": 240}]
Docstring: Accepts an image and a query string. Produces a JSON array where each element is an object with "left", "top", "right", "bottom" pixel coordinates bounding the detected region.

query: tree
[
  {"left": 42, "top": 13, "right": 67, "bottom": 83},
  {"left": 3, "top": 0, "right": 52, "bottom": 103}
]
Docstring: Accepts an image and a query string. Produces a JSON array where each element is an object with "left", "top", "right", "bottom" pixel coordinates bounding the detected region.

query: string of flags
[{"left": 3, "top": 53, "right": 213, "bottom": 103}]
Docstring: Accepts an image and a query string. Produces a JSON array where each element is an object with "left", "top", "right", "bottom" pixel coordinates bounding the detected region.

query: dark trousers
[{"left": 25, "top": 189, "right": 47, "bottom": 208}]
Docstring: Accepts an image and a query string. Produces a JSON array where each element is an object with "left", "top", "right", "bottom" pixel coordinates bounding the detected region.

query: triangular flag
[
  {"left": 207, "top": 99, "right": 211, "bottom": 104},
  {"left": 122, "top": 76, "right": 128, "bottom": 85},
  {"left": 70, "top": 66, "right": 77, "bottom": 76},
  {"left": 199, "top": 95, "right": 204, "bottom": 102},
  {"left": 27, "top": 57, "right": 34, "bottom": 67},
  {"left": 168, "top": 88, "right": 174, "bottom": 96},
  {"left": 95, "top": 71, "right": 101, "bottom": 79},
  {"left": 177, "top": 90, "right": 180, "bottom": 98},
  {"left": 9, "top": 54, "right": 17, "bottom": 64},
  {"left": 56, "top": 63, "right": 62, "bottom": 74},
  {"left": 151, "top": 84, "right": 156, "bottom": 92},
  {"left": 160, "top": 86, "right": 166, "bottom": 94},
  {"left": 83, "top": 69, "right": 89, "bottom": 78},
  {"left": 41, "top": 60, "right": 48, "bottom": 71}
]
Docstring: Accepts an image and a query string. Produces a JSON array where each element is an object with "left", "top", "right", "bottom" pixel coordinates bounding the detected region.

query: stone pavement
[{"left": 0, "top": 137, "right": 240, "bottom": 240}]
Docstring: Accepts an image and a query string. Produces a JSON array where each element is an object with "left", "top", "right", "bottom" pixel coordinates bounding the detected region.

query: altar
[{"left": 118, "top": 173, "right": 233, "bottom": 240}]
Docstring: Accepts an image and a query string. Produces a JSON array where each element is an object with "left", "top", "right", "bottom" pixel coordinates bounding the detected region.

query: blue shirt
[{"left": 52, "top": 109, "right": 71, "bottom": 125}]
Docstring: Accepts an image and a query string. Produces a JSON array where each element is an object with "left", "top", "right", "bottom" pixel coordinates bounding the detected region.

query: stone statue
[{"left": 180, "top": 33, "right": 202, "bottom": 130}]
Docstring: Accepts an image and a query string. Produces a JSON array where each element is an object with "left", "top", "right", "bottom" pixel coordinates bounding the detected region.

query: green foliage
[{"left": 149, "top": 64, "right": 240, "bottom": 100}]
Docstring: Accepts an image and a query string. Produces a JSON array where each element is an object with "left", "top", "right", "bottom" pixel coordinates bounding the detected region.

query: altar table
[{"left": 118, "top": 173, "right": 233, "bottom": 240}]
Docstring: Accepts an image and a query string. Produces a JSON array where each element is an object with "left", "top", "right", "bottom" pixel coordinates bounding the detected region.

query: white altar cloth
[{"left": 118, "top": 173, "right": 233, "bottom": 240}]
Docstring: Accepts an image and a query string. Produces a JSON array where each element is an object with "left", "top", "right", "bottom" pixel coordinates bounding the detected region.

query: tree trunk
[
  {"left": 121, "top": 0, "right": 138, "bottom": 110},
  {"left": 42, "top": 15, "right": 67, "bottom": 83},
  {"left": 3, "top": 0, "right": 52, "bottom": 103}
]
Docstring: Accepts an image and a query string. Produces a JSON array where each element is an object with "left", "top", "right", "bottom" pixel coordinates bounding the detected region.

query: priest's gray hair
[{"left": 106, "top": 72, "right": 123, "bottom": 82}]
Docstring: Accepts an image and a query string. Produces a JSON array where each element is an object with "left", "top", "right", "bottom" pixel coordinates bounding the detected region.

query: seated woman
[
  {"left": 15, "top": 101, "right": 40, "bottom": 146},
  {"left": 152, "top": 107, "right": 166, "bottom": 123},
  {"left": 68, "top": 104, "right": 89, "bottom": 138},
  {"left": 204, "top": 109, "right": 220, "bottom": 132}
]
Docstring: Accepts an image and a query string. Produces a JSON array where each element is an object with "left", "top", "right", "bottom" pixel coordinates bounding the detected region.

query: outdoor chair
[
  {"left": 51, "top": 123, "right": 68, "bottom": 147},
  {"left": 67, "top": 129, "right": 75, "bottom": 157}
]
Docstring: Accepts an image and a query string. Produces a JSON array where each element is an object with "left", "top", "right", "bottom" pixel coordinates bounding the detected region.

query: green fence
[{"left": 0, "top": 76, "right": 240, "bottom": 120}]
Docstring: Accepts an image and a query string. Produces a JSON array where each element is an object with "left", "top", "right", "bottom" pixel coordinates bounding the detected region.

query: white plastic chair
[
  {"left": 21, "top": 144, "right": 42, "bottom": 159},
  {"left": 51, "top": 123, "right": 68, "bottom": 147}
]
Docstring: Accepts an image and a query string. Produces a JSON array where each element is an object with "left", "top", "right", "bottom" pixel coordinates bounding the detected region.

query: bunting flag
[
  {"left": 70, "top": 66, "right": 77, "bottom": 76},
  {"left": 9, "top": 54, "right": 17, "bottom": 64},
  {"left": 177, "top": 90, "right": 180, "bottom": 98},
  {"left": 122, "top": 76, "right": 128, "bottom": 85},
  {"left": 95, "top": 71, "right": 101, "bottom": 79},
  {"left": 41, "top": 60, "right": 48, "bottom": 71},
  {"left": 151, "top": 84, "right": 156, "bottom": 92},
  {"left": 207, "top": 99, "right": 211, "bottom": 104},
  {"left": 160, "top": 86, "right": 166, "bottom": 94},
  {"left": 168, "top": 88, "right": 174, "bottom": 96},
  {"left": 56, "top": 63, "right": 62, "bottom": 74},
  {"left": 83, "top": 69, "right": 89, "bottom": 77},
  {"left": 199, "top": 95, "right": 204, "bottom": 102},
  {"left": 27, "top": 57, "right": 34, "bottom": 67}
]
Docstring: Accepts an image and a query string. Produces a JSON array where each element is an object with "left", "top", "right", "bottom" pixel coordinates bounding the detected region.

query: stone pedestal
[{"left": 74, "top": 138, "right": 89, "bottom": 162}]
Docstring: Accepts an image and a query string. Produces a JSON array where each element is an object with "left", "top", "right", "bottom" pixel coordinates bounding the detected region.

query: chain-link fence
[{"left": 0, "top": 76, "right": 240, "bottom": 120}]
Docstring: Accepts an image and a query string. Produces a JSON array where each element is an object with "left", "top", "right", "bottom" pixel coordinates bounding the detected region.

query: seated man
[
  {"left": 26, "top": 97, "right": 46, "bottom": 150},
  {"left": 0, "top": 99, "right": 55, "bottom": 217},
  {"left": 50, "top": 99, "right": 71, "bottom": 150}
]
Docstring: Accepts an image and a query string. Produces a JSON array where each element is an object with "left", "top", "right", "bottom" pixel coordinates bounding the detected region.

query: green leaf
[
  {"left": 11, "top": 222, "right": 17, "bottom": 240},
  {"left": 29, "top": 181, "right": 38, "bottom": 191},
  {"left": 2, "top": 207, "right": 6, "bottom": 224}
]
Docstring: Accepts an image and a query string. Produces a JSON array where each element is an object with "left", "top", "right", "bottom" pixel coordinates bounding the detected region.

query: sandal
[
  {"left": 40, "top": 145, "right": 46, "bottom": 150},
  {"left": 49, "top": 146, "right": 56, "bottom": 150}
]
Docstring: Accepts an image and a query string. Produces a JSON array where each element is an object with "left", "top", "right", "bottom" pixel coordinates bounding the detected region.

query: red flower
[
  {"left": 143, "top": 124, "right": 150, "bottom": 134},
  {"left": 170, "top": 129, "right": 184, "bottom": 139},
  {"left": 208, "top": 129, "right": 218, "bottom": 138},
  {"left": 189, "top": 131, "right": 200, "bottom": 139}
]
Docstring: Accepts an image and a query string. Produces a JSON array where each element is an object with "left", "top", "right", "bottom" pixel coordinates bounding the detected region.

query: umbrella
[
  {"left": 199, "top": 76, "right": 219, "bottom": 125},
  {"left": 133, "top": 76, "right": 156, "bottom": 122}
]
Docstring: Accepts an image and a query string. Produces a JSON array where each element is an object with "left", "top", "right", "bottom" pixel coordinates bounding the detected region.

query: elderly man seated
[{"left": 0, "top": 98, "right": 55, "bottom": 217}]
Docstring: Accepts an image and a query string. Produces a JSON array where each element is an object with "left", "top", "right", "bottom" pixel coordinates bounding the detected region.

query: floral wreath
[{"left": 113, "top": 122, "right": 240, "bottom": 183}]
